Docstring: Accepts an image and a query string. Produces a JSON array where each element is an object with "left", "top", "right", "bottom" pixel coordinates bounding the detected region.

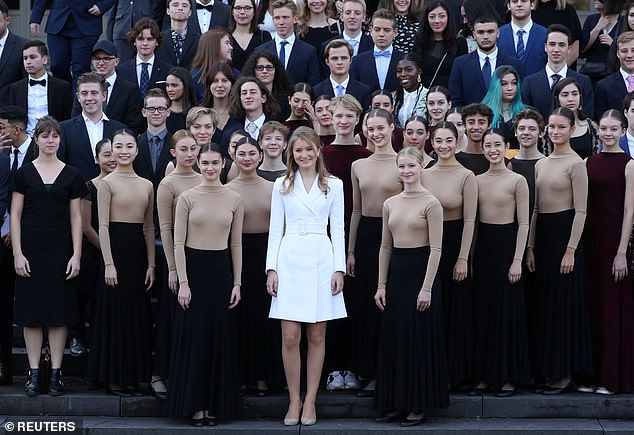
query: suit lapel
[
  {"left": 0, "top": 34, "right": 16, "bottom": 69},
  {"left": 181, "top": 32, "right": 198, "bottom": 63},
  {"left": 469, "top": 52, "right": 486, "bottom": 91},
  {"left": 294, "top": 172, "right": 317, "bottom": 215},
  {"left": 75, "top": 117, "right": 94, "bottom": 163},
  {"left": 525, "top": 27, "right": 539, "bottom": 63},
  {"left": 17, "top": 79, "right": 28, "bottom": 109}
]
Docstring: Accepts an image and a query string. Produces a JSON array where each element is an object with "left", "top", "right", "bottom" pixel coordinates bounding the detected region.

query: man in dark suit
[
  {"left": 350, "top": 8, "right": 403, "bottom": 93},
  {"left": 621, "top": 92, "right": 634, "bottom": 156},
  {"left": 71, "top": 40, "right": 144, "bottom": 134},
  {"left": 449, "top": 15, "right": 524, "bottom": 108},
  {"left": 595, "top": 32, "right": 634, "bottom": 121},
  {"left": 0, "top": 2, "right": 27, "bottom": 108},
  {"left": 106, "top": 0, "right": 159, "bottom": 61},
  {"left": 0, "top": 106, "right": 37, "bottom": 386},
  {"left": 115, "top": 17, "right": 171, "bottom": 100},
  {"left": 313, "top": 39, "right": 371, "bottom": 108},
  {"left": 256, "top": 0, "right": 321, "bottom": 86},
  {"left": 319, "top": 0, "right": 373, "bottom": 77},
  {"left": 9, "top": 40, "right": 72, "bottom": 135},
  {"left": 497, "top": 0, "right": 547, "bottom": 77},
  {"left": 156, "top": 0, "right": 201, "bottom": 70},
  {"left": 29, "top": 0, "right": 115, "bottom": 90},
  {"left": 187, "top": 0, "right": 231, "bottom": 33},
  {"left": 521, "top": 24, "right": 594, "bottom": 121},
  {"left": 59, "top": 72, "right": 127, "bottom": 182}
]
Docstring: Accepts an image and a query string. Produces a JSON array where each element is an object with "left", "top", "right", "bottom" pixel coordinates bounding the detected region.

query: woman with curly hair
[
  {"left": 242, "top": 50, "right": 293, "bottom": 120},
  {"left": 481, "top": 65, "right": 528, "bottom": 151},
  {"left": 393, "top": 53, "right": 428, "bottom": 128}
]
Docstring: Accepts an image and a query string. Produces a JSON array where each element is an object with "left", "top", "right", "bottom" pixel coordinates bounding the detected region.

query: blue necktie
[
  {"left": 482, "top": 56, "right": 491, "bottom": 89},
  {"left": 348, "top": 39, "right": 359, "bottom": 56},
  {"left": 140, "top": 62, "right": 150, "bottom": 98},
  {"left": 516, "top": 29, "right": 525, "bottom": 60},
  {"left": 335, "top": 84, "right": 344, "bottom": 97},
  {"left": 279, "top": 40, "right": 288, "bottom": 67}
]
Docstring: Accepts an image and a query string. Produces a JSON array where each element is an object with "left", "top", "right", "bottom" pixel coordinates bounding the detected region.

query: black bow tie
[
  {"left": 196, "top": 3, "right": 213, "bottom": 11},
  {"left": 29, "top": 79, "right": 46, "bottom": 87}
]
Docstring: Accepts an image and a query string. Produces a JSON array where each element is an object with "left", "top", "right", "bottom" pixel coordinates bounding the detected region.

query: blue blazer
[
  {"left": 595, "top": 72, "right": 628, "bottom": 121},
  {"left": 256, "top": 39, "right": 321, "bottom": 86},
  {"left": 58, "top": 116, "right": 127, "bottom": 181},
  {"left": 0, "top": 31, "right": 28, "bottom": 107},
  {"left": 319, "top": 33, "right": 374, "bottom": 78},
  {"left": 312, "top": 77, "right": 372, "bottom": 110},
  {"left": 116, "top": 58, "right": 171, "bottom": 94},
  {"left": 497, "top": 23, "right": 547, "bottom": 77},
  {"left": 30, "top": 0, "right": 114, "bottom": 37},
  {"left": 449, "top": 50, "right": 524, "bottom": 107},
  {"left": 619, "top": 136, "right": 632, "bottom": 156},
  {"left": 521, "top": 69, "right": 595, "bottom": 120},
  {"left": 349, "top": 49, "right": 404, "bottom": 93}
]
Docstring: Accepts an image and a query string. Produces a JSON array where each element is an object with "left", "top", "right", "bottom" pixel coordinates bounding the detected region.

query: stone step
[
  {"left": 1, "top": 417, "right": 632, "bottom": 434},
  {"left": 1, "top": 383, "right": 634, "bottom": 420}
]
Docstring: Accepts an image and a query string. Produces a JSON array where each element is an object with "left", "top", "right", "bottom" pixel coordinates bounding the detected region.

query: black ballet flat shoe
[
  {"left": 190, "top": 417, "right": 204, "bottom": 427},
  {"left": 375, "top": 411, "right": 405, "bottom": 423},
  {"left": 105, "top": 386, "right": 133, "bottom": 397},
  {"left": 24, "top": 368, "right": 40, "bottom": 397},
  {"left": 400, "top": 414, "right": 426, "bottom": 427},
  {"left": 357, "top": 389, "right": 375, "bottom": 398},
  {"left": 48, "top": 368, "right": 65, "bottom": 396},
  {"left": 150, "top": 380, "right": 167, "bottom": 400},
  {"left": 205, "top": 417, "right": 217, "bottom": 426},
  {"left": 542, "top": 382, "right": 574, "bottom": 395}
]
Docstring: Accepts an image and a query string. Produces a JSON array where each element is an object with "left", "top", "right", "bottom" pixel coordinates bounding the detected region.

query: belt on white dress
[{"left": 285, "top": 223, "right": 327, "bottom": 235}]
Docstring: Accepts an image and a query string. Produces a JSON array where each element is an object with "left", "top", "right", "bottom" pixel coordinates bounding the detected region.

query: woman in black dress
[
  {"left": 11, "top": 116, "right": 86, "bottom": 396},
  {"left": 202, "top": 63, "right": 237, "bottom": 135},
  {"left": 230, "top": 0, "right": 272, "bottom": 71},
  {"left": 165, "top": 67, "right": 197, "bottom": 134},
  {"left": 88, "top": 129, "right": 156, "bottom": 396},
  {"left": 297, "top": 0, "right": 340, "bottom": 54}
]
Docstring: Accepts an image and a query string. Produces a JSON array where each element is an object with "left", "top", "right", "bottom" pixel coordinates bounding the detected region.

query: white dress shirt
[
  {"left": 244, "top": 113, "right": 266, "bottom": 140},
  {"left": 196, "top": 0, "right": 214, "bottom": 33},
  {"left": 477, "top": 47, "right": 498, "bottom": 75},
  {"left": 329, "top": 75, "right": 350, "bottom": 96},
  {"left": 620, "top": 68, "right": 634, "bottom": 90},
  {"left": 0, "top": 29, "right": 8, "bottom": 61},
  {"left": 10, "top": 137, "right": 32, "bottom": 170},
  {"left": 373, "top": 44, "right": 393, "bottom": 90},
  {"left": 627, "top": 130, "right": 634, "bottom": 156},
  {"left": 274, "top": 33, "right": 296, "bottom": 68},
  {"left": 83, "top": 112, "right": 109, "bottom": 158},
  {"left": 26, "top": 73, "right": 49, "bottom": 136},
  {"left": 545, "top": 63, "right": 568, "bottom": 88},
  {"left": 342, "top": 31, "right": 362, "bottom": 56},
  {"left": 136, "top": 55, "right": 154, "bottom": 87},
  {"left": 511, "top": 20, "right": 533, "bottom": 51}
]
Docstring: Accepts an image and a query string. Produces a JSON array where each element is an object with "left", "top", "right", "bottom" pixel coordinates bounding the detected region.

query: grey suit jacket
[{"left": 106, "top": 0, "right": 158, "bottom": 41}]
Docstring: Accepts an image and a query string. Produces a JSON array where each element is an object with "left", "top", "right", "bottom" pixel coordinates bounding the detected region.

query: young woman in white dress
[{"left": 266, "top": 126, "right": 346, "bottom": 427}]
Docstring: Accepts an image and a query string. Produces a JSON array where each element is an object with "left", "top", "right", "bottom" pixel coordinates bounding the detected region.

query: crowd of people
[{"left": 0, "top": 0, "right": 633, "bottom": 429}]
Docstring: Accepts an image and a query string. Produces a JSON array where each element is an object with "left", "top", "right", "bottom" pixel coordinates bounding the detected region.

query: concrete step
[{"left": 1, "top": 417, "right": 633, "bottom": 434}]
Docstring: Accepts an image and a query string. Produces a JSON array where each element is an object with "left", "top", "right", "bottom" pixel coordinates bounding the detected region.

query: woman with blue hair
[{"left": 481, "top": 65, "right": 528, "bottom": 153}]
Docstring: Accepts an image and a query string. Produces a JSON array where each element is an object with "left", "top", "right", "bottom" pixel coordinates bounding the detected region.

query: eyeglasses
[
  {"left": 233, "top": 5, "right": 253, "bottom": 12},
  {"left": 145, "top": 106, "right": 168, "bottom": 113},
  {"left": 255, "top": 64, "right": 275, "bottom": 71},
  {"left": 92, "top": 56, "right": 116, "bottom": 63}
]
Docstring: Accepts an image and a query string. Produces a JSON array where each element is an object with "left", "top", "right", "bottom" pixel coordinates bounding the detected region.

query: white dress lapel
[{"left": 294, "top": 172, "right": 317, "bottom": 215}]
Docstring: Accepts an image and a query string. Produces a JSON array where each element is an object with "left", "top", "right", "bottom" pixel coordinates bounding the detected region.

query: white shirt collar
[
  {"left": 511, "top": 20, "right": 533, "bottom": 35},
  {"left": 0, "top": 29, "right": 9, "bottom": 48},
  {"left": 342, "top": 31, "right": 361, "bottom": 43},
  {"left": 246, "top": 113, "right": 266, "bottom": 127},
  {"left": 105, "top": 72, "right": 117, "bottom": 88},
  {"left": 545, "top": 63, "right": 567, "bottom": 78},
  {"left": 13, "top": 137, "right": 31, "bottom": 154},
  {"left": 620, "top": 68, "right": 634, "bottom": 82},
  {"left": 136, "top": 55, "right": 155, "bottom": 66},
  {"left": 196, "top": 0, "right": 214, "bottom": 5},
  {"left": 275, "top": 33, "right": 296, "bottom": 45},
  {"left": 477, "top": 47, "right": 497, "bottom": 61},
  {"left": 82, "top": 112, "right": 109, "bottom": 124},
  {"left": 330, "top": 75, "right": 350, "bottom": 88},
  {"left": 28, "top": 73, "right": 48, "bottom": 83}
]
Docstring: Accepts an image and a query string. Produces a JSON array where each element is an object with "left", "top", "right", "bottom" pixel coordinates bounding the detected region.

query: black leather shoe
[
  {"left": 0, "top": 362, "right": 12, "bottom": 386},
  {"left": 542, "top": 382, "right": 574, "bottom": 395},
  {"left": 105, "top": 386, "right": 133, "bottom": 397},
  {"left": 48, "top": 368, "right": 65, "bottom": 396},
  {"left": 69, "top": 338, "right": 87, "bottom": 357},
  {"left": 205, "top": 417, "right": 217, "bottom": 426},
  {"left": 400, "top": 415, "right": 426, "bottom": 427},
  {"left": 25, "top": 368, "right": 40, "bottom": 397},
  {"left": 190, "top": 417, "right": 204, "bottom": 427},
  {"left": 375, "top": 411, "right": 405, "bottom": 423},
  {"left": 496, "top": 389, "right": 515, "bottom": 397}
]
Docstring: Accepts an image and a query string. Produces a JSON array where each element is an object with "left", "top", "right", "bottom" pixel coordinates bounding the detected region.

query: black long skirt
[
  {"left": 235, "top": 233, "right": 283, "bottom": 388},
  {"left": 440, "top": 220, "right": 474, "bottom": 383},
  {"left": 376, "top": 247, "right": 448, "bottom": 415},
  {"left": 154, "top": 242, "right": 177, "bottom": 379},
  {"left": 167, "top": 248, "right": 240, "bottom": 419},
  {"left": 532, "top": 210, "right": 593, "bottom": 379},
  {"left": 353, "top": 216, "right": 382, "bottom": 378},
  {"left": 473, "top": 223, "right": 531, "bottom": 385},
  {"left": 87, "top": 223, "right": 152, "bottom": 386}
]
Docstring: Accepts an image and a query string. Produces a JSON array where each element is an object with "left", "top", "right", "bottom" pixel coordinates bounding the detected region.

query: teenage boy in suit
[
  {"left": 156, "top": 0, "right": 201, "bottom": 70},
  {"left": 9, "top": 40, "right": 72, "bottom": 135},
  {"left": 596, "top": 31, "right": 634, "bottom": 120},
  {"left": 350, "top": 8, "right": 403, "bottom": 93},
  {"left": 0, "top": 1, "right": 27, "bottom": 107}
]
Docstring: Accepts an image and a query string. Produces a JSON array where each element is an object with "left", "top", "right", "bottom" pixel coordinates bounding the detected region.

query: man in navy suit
[
  {"left": 319, "top": 0, "right": 373, "bottom": 77},
  {"left": 29, "top": 0, "right": 114, "bottom": 90},
  {"left": 497, "top": 0, "right": 547, "bottom": 77},
  {"left": 256, "top": 0, "right": 321, "bottom": 86},
  {"left": 59, "top": 72, "right": 127, "bottom": 181},
  {"left": 156, "top": 0, "right": 201, "bottom": 70},
  {"left": 9, "top": 40, "right": 72, "bottom": 135},
  {"left": 0, "top": 2, "right": 27, "bottom": 108},
  {"left": 621, "top": 93, "right": 634, "bottom": 156},
  {"left": 313, "top": 39, "right": 371, "bottom": 108},
  {"left": 115, "top": 17, "right": 171, "bottom": 100},
  {"left": 106, "top": 0, "right": 159, "bottom": 61},
  {"left": 350, "top": 8, "right": 403, "bottom": 93},
  {"left": 521, "top": 24, "right": 594, "bottom": 121},
  {"left": 596, "top": 32, "right": 634, "bottom": 121},
  {"left": 449, "top": 15, "right": 523, "bottom": 108}
]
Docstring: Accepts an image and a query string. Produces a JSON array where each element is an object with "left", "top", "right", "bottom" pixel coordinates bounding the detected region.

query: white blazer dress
[{"left": 266, "top": 172, "right": 347, "bottom": 323}]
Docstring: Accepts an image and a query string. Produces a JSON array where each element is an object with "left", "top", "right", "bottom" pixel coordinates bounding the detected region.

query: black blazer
[
  {"left": 256, "top": 39, "right": 322, "bottom": 86},
  {"left": 71, "top": 76, "right": 145, "bottom": 134},
  {"left": 220, "top": 117, "right": 273, "bottom": 155},
  {"left": 319, "top": 33, "right": 374, "bottom": 78},
  {"left": 2, "top": 140, "right": 38, "bottom": 195},
  {"left": 349, "top": 48, "right": 403, "bottom": 93},
  {"left": 521, "top": 69, "right": 595, "bottom": 120},
  {"left": 0, "top": 31, "right": 28, "bottom": 107},
  {"left": 312, "top": 77, "right": 372, "bottom": 109},
  {"left": 115, "top": 57, "right": 171, "bottom": 94},
  {"left": 156, "top": 27, "right": 201, "bottom": 70},
  {"left": 186, "top": 2, "right": 231, "bottom": 33},
  {"left": 58, "top": 115, "right": 127, "bottom": 181},
  {"left": 9, "top": 75, "right": 73, "bottom": 124},
  {"left": 133, "top": 132, "right": 174, "bottom": 191},
  {"left": 0, "top": 153, "right": 9, "bottom": 221},
  {"left": 595, "top": 72, "right": 629, "bottom": 121}
]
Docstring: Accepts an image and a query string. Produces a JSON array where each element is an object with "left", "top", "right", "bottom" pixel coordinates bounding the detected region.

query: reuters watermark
[{"left": 2, "top": 418, "right": 81, "bottom": 433}]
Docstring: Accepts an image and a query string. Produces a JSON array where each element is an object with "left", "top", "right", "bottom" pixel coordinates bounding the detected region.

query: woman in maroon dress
[{"left": 585, "top": 109, "right": 634, "bottom": 394}]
